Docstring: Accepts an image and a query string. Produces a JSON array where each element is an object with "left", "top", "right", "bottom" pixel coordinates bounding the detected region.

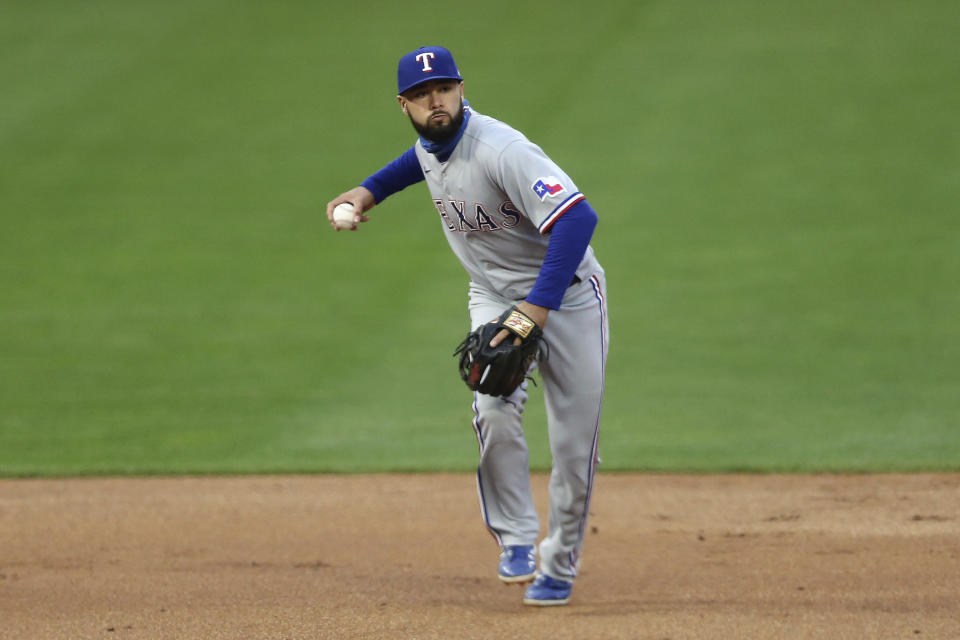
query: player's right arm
[{"left": 326, "top": 146, "right": 425, "bottom": 230}]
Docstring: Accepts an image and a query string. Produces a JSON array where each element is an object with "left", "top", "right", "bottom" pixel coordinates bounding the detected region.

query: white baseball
[{"left": 332, "top": 202, "right": 358, "bottom": 230}]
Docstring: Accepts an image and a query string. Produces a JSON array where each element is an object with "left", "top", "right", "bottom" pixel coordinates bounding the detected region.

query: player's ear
[{"left": 397, "top": 95, "right": 408, "bottom": 114}]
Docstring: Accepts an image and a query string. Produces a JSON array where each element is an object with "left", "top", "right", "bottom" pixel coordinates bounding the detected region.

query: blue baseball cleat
[
  {"left": 497, "top": 545, "right": 537, "bottom": 583},
  {"left": 523, "top": 573, "right": 572, "bottom": 606}
]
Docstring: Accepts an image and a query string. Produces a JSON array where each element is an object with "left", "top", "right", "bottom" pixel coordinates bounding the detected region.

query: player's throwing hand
[{"left": 326, "top": 186, "right": 375, "bottom": 231}]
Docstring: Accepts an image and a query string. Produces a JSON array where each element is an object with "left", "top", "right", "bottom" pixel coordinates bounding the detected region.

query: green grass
[{"left": 1, "top": 0, "right": 958, "bottom": 475}]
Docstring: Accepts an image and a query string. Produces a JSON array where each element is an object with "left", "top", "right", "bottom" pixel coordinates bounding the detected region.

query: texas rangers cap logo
[
  {"left": 397, "top": 46, "right": 463, "bottom": 95},
  {"left": 532, "top": 177, "right": 566, "bottom": 201}
]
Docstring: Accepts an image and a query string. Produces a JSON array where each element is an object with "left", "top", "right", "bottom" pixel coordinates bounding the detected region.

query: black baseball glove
[{"left": 454, "top": 306, "right": 545, "bottom": 397}]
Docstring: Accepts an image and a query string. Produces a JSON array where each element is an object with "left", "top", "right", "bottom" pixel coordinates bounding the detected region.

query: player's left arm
[
  {"left": 486, "top": 138, "right": 598, "bottom": 346},
  {"left": 525, "top": 199, "right": 597, "bottom": 310},
  {"left": 489, "top": 199, "right": 597, "bottom": 347}
]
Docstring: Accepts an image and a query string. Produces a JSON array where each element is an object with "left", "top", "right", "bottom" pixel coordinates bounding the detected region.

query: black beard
[{"left": 409, "top": 101, "right": 465, "bottom": 142}]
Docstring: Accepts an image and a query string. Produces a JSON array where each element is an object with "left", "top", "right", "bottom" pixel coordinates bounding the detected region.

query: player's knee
[
  {"left": 475, "top": 396, "right": 524, "bottom": 443},
  {"left": 477, "top": 400, "right": 519, "bottom": 428}
]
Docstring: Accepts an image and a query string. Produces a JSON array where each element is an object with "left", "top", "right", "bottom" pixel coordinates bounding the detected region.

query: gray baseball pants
[{"left": 467, "top": 270, "right": 609, "bottom": 581}]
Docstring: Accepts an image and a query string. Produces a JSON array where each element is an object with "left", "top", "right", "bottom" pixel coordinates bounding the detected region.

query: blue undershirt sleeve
[
  {"left": 525, "top": 199, "right": 598, "bottom": 310},
  {"left": 360, "top": 146, "right": 425, "bottom": 203}
]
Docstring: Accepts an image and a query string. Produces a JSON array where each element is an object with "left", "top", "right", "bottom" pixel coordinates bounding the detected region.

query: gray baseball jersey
[
  {"left": 415, "top": 110, "right": 603, "bottom": 305},
  {"left": 414, "top": 109, "right": 609, "bottom": 581}
]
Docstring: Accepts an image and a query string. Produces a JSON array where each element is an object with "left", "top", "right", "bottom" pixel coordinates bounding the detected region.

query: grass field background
[{"left": 1, "top": 0, "right": 958, "bottom": 475}]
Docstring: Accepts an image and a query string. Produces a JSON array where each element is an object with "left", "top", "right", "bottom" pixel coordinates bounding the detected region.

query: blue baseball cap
[{"left": 397, "top": 46, "right": 462, "bottom": 95}]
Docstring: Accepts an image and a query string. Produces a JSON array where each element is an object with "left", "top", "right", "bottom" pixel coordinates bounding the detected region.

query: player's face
[{"left": 398, "top": 80, "right": 465, "bottom": 142}]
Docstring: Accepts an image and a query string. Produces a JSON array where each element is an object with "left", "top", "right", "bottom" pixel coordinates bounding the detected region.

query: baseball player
[{"left": 326, "top": 46, "right": 608, "bottom": 606}]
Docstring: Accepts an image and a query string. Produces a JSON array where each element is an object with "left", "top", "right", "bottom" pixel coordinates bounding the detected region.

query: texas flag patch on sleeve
[{"left": 532, "top": 177, "right": 566, "bottom": 201}]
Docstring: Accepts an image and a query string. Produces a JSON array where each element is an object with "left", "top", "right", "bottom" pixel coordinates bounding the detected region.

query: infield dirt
[{"left": 2, "top": 474, "right": 958, "bottom": 639}]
